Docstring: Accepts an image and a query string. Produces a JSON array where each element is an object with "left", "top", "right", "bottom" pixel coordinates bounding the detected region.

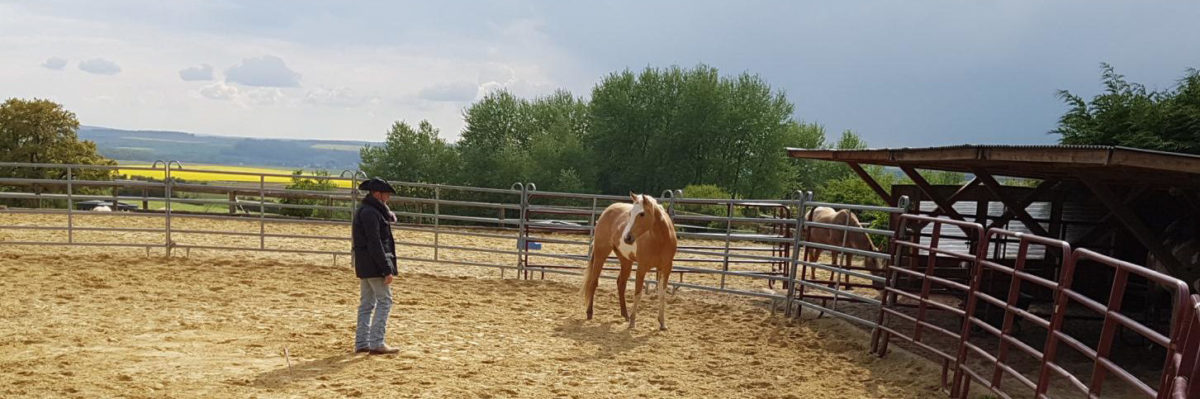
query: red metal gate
[{"left": 875, "top": 213, "right": 1200, "bottom": 399}]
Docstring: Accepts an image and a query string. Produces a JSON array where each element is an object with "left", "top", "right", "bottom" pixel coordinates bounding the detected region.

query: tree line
[{"left": 360, "top": 65, "right": 874, "bottom": 201}]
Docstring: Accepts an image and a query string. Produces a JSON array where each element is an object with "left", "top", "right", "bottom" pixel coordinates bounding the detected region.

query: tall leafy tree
[
  {"left": 587, "top": 65, "right": 795, "bottom": 198},
  {"left": 457, "top": 90, "right": 591, "bottom": 192},
  {"left": 0, "top": 98, "right": 114, "bottom": 180},
  {"left": 1054, "top": 64, "right": 1200, "bottom": 154},
  {"left": 359, "top": 120, "right": 460, "bottom": 184}
]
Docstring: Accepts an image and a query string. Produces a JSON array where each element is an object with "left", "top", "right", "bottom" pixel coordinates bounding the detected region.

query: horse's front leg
[
  {"left": 585, "top": 246, "right": 612, "bottom": 320},
  {"left": 628, "top": 263, "right": 651, "bottom": 329},
  {"left": 617, "top": 259, "right": 633, "bottom": 320}
]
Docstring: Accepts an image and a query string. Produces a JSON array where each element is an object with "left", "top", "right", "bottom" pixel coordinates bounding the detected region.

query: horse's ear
[{"left": 630, "top": 192, "right": 638, "bottom": 202}]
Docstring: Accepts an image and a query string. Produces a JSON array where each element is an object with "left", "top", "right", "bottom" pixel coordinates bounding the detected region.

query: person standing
[{"left": 352, "top": 177, "right": 400, "bottom": 355}]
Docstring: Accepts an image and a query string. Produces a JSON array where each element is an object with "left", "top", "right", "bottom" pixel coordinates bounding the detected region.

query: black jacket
[{"left": 352, "top": 195, "right": 397, "bottom": 278}]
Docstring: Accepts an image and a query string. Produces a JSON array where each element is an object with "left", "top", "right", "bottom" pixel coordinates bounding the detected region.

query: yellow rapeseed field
[{"left": 118, "top": 163, "right": 355, "bottom": 188}]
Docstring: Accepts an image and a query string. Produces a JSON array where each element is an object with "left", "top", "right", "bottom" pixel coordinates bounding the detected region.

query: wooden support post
[
  {"left": 1080, "top": 176, "right": 1185, "bottom": 274},
  {"left": 982, "top": 179, "right": 1059, "bottom": 232},
  {"left": 972, "top": 169, "right": 1052, "bottom": 237},
  {"left": 913, "top": 177, "right": 983, "bottom": 230},
  {"left": 849, "top": 162, "right": 893, "bottom": 206},
  {"left": 229, "top": 191, "right": 237, "bottom": 214},
  {"left": 900, "top": 166, "right": 970, "bottom": 222},
  {"left": 1068, "top": 185, "right": 1148, "bottom": 247}
]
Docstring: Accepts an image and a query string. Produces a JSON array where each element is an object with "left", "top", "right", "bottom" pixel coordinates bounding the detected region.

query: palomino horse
[
  {"left": 582, "top": 193, "right": 678, "bottom": 330},
  {"left": 803, "top": 207, "right": 882, "bottom": 285}
]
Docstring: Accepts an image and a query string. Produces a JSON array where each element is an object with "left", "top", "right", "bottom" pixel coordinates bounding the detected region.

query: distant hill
[{"left": 78, "top": 126, "right": 377, "bottom": 170}]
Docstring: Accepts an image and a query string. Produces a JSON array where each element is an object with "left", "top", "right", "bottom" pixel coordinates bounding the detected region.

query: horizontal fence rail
[{"left": 1, "top": 161, "right": 1197, "bottom": 398}]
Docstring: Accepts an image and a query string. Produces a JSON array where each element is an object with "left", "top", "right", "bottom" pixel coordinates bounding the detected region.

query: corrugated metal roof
[{"left": 786, "top": 144, "right": 1200, "bottom": 187}]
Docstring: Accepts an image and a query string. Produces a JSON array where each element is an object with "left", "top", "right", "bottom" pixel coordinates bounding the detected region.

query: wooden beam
[
  {"left": 1068, "top": 185, "right": 1148, "bottom": 247},
  {"left": 848, "top": 162, "right": 893, "bottom": 206},
  {"left": 1177, "top": 189, "right": 1200, "bottom": 218},
  {"left": 1080, "top": 176, "right": 1185, "bottom": 275},
  {"left": 900, "top": 166, "right": 969, "bottom": 221},
  {"left": 973, "top": 169, "right": 1052, "bottom": 237},
  {"left": 930, "top": 178, "right": 981, "bottom": 218},
  {"left": 912, "top": 177, "right": 983, "bottom": 231},
  {"left": 900, "top": 166, "right": 976, "bottom": 243},
  {"left": 975, "top": 177, "right": 1058, "bottom": 232}
]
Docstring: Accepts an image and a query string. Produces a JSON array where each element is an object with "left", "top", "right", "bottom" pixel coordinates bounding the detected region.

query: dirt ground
[{"left": 0, "top": 213, "right": 961, "bottom": 398}]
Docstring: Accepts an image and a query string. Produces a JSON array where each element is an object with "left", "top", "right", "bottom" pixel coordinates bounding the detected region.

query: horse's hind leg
[
  {"left": 657, "top": 265, "right": 671, "bottom": 331},
  {"left": 617, "top": 258, "right": 633, "bottom": 320},
  {"left": 628, "top": 262, "right": 651, "bottom": 329}
]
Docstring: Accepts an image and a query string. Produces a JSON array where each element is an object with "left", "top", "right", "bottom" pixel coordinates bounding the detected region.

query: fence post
[
  {"left": 721, "top": 199, "right": 733, "bottom": 290},
  {"left": 160, "top": 161, "right": 172, "bottom": 256},
  {"left": 786, "top": 190, "right": 811, "bottom": 318},
  {"left": 439, "top": 186, "right": 444, "bottom": 263},
  {"left": 870, "top": 195, "right": 910, "bottom": 356},
  {"left": 259, "top": 175, "right": 266, "bottom": 250},
  {"left": 513, "top": 182, "right": 528, "bottom": 279},
  {"left": 66, "top": 166, "right": 73, "bottom": 244}
]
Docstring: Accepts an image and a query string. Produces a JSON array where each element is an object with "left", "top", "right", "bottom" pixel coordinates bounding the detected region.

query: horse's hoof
[{"left": 659, "top": 325, "right": 668, "bottom": 331}]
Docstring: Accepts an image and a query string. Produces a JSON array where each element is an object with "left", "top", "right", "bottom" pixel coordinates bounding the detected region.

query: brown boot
[
  {"left": 353, "top": 347, "right": 370, "bottom": 354},
  {"left": 369, "top": 344, "right": 399, "bottom": 355}
]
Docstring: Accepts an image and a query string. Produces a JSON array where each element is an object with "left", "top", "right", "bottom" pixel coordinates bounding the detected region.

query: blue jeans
[{"left": 355, "top": 277, "right": 393, "bottom": 350}]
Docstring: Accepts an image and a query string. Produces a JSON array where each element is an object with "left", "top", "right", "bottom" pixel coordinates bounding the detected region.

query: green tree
[
  {"left": 1054, "top": 64, "right": 1200, "bottom": 154},
  {"left": 360, "top": 120, "right": 460, "bottom": 184},
  {"left": 587, "top": 65, "right": 795, "bottom": 198},
  {"left": 279, "top": 170, "right": 337, "bottom": 218},
  {"left": 788, "top": 128, "right": 874, "bottom": 194},
  {"left": 457, "top": 90, "right": 592, "bottom": 192},
  {"left": 0, "top": 98, "right": 114, "bottom": 180},
  {"left": 783, "top": 121, "right": 830, "bottom": 193}
]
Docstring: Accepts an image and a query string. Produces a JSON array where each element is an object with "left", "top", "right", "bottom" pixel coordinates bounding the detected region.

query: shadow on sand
[
  {"left": 250, "top": 353, "right": 369, "bottom": 388},
  {"left": 551, "top": 319, "right": 652, "bottom": 361}
]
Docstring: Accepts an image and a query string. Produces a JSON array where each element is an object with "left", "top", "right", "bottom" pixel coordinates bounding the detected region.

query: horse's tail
[{"left": 581, "top": 243, "right": 597, "bottom": 303}]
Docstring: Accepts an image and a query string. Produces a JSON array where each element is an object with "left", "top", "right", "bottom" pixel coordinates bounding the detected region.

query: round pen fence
[{"left": 1, "top": 160, "right": 1198, "bottom": 398}]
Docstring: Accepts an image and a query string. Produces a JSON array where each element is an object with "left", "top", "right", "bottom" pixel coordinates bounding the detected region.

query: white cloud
[
  {"left": 199, "top": 81, "right": 238, "bottom": 100},
  {"left": 304, "top": 86, "right": 373, "bottom": 107},
  {"left": 225, "top": 55, "right": 300, "bottom": 87},
  {"left": 78, "top": 58, "right": 121, "bottom": 75},
  {"left": 243, "top": 87, "right": 286, "bottom": 106},
  {"left": 178, "top": 64, "right": 213, "bottom": 81},
  {"left": 418, "top": 82, "right": 479, "bottom": 102},
  {"left": 41, "top": 57, "right": 67, "bottom": 70}
]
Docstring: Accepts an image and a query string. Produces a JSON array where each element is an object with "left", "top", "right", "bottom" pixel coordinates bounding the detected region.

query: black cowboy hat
[{"left": 358, "top": 177, "right": 396, "bottom": 193}]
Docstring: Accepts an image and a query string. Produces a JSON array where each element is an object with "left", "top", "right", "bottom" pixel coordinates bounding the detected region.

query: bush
[
  {"left": 678, "top": 184, "right": 733, "bottom": 229},
  {"left": 280, "top": 170, "right": 337, "bottom": 218}
]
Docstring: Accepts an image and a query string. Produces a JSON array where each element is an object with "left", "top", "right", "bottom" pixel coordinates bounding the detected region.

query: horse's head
[
  {"left": 622, "top": 192, "right": 662, "bottom": 245},
  {"left": 842, "top": 210, "right": 884, "bottom": 274}
]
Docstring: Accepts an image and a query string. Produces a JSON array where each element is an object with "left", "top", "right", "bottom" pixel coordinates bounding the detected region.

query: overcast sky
[{"left": 2, "top": 1, "right": 1198, "bottom": 147}]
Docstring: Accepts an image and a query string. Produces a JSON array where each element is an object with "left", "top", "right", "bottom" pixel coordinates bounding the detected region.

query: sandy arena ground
[{"left": 0, "top": 213, "right": 958, "bottom": 398}]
